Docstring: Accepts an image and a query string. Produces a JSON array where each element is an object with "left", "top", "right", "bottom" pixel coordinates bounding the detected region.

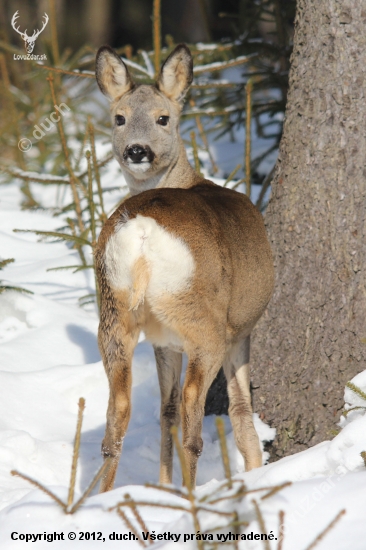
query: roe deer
[{"left": 95, "top": 44, "right": 274, "bottom": 492}]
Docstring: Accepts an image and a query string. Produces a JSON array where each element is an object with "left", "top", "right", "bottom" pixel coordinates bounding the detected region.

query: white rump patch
[{"left": 105, "top": 214, "right": 195, "bottom": 299}]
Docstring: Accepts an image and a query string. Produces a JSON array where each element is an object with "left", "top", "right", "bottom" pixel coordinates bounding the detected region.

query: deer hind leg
[
  {"left": 98, "top": 293, "right": 139, "bottom": 493},
  {"left": 154, "top": 346, "right": 182, "bottom": 484},
  {"left": 223, "top": 335, "right": 262, "bottom": 471},
  {"left": 181, "top": 350, "right": 225, "bottom": 488}
]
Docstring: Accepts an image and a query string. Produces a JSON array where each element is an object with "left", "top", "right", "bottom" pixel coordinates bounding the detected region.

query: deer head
[{"left": 11, "top": 11, "right": 49, "bottom": 54}]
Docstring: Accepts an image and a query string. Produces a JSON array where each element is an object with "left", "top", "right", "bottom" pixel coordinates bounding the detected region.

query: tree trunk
[{"left": 251, "top": 0, "right": 366, "bottom": 459}]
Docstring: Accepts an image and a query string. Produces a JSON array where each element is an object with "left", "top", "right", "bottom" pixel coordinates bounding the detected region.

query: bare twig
[
  {"left": 224, "top": 164, "right": 242, "bottom": 187},
  {"left": 48, "top": 0, "right": 60, "bottom": 65},
  {"left": 252, "top": 499, "right": 270, "bottom": 550},
  {"left": 261, "top": 481, "right": 292, "bottom": 500},
  {"left": 190, "top": 131, "right": 201, "bottom": 175},
  {"left": 47, "top": 73, "right": 85, "bottom": 233},
  {"left": 171, "top": 426, "right": 204, "bottom": 550},
  {"left": 88, "top": 117, "right": 106, "bottom": 222},
  {"left": 215, "top": 417, "right": 232, "bottom": 488},
  {"left": 256, "top": 165, "right": 275, "bottom": 211},
  {"left": 116, "top": 508, "right": 146, "bottom": 548},
  {"left": 189, "top": 97, "right": 218, "bottom": 173},
  {"left": 69, "top": 461, "right": 108, "bottom": 514},
  {"left": 170, "top": 427, "right": 191, "bottom": 493},
  {"left": 277, "top": 510, "right": 285, "bottom": 550},
  {"left": 245, "top": 79, "right": 253, "bottom": 198},
  {"left": 304, "top": 510, "right": 346, "bottom": 550},
  {"left": 67, "top": 397, "right": 85, "bottom": 509},
  {"left": 37, "top": 64, "right": 94, "bottom": 78},
  {"left": 124, "top": 493, "right": 152, "bottom": 545},
  {"left": 85, "top": 150, "right": 100, "bottom": 311},
  {"left": 11, "top": 470, "right": 67, "bottom": 511},
  {"left": 153, "top": 0, "right": 161, "bottom": 77}
]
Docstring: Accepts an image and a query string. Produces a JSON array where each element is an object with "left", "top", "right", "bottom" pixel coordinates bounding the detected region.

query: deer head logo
[{"left": 11, "top": 11, "right": 49, "bottom": 54}]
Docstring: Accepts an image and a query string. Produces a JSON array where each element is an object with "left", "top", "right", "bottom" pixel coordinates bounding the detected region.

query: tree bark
[{"left": 251, "top": 0, "right": 366, "bottom": 458}]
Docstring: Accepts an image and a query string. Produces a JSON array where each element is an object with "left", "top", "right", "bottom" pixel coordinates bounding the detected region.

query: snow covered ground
[{"left": 1, "top": 163, "right": 366, "bottom": 549}]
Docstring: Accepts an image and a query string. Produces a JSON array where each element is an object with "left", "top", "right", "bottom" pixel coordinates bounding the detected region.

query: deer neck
[{"left": 123, "top": 137, "right": 201, "bottom": 196}]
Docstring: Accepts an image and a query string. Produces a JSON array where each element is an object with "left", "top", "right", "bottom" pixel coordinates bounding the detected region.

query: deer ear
[
  {"left": 95, "top": 46, "right": 134, "bottom": 101},
  {"left": 156, "top": 44, "right": 193, "bottom": 103}
]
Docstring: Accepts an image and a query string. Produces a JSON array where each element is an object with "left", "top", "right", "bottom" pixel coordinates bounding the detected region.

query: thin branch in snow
[
  {"left": 67, "top": 397, "right": 85, "bottom": 509},
  {"left": 11, "top": 399, "right": 107, "bottom": 515},
  {"left": 68, "top": 462, "right": 109, "bottom": 514},
  {"left": 215, "top": 417, "right": 233, "bottom": 488},
  {"left": 10, "top": 470, "right": 67, "bottom": 511},
  {"left": 124, "top": 493, "right": 152, "bottom": 545},
  {"left": 260, "top": 481, "right": 292, "bottom": 500},
  {"left": 304, "top": 509, "right": 346, "bottom": 550},
  {"left": 277, "top": 510, "right": 285, "bottom": 550},
  {"left": 116, "top": 508, "right": 147, "bottom": 548},
  {"left": 252, "top": 499, "right": 271, "bottom": 550}
]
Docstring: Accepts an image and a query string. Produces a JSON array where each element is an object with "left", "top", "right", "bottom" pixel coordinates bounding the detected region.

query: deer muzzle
[{"left": 124, "top": 144, "right": 155, "bottom": 164}]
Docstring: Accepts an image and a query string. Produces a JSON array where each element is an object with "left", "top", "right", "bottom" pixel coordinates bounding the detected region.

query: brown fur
[{"left": 95, "top": 45, "right": 274, "bottom": 491}]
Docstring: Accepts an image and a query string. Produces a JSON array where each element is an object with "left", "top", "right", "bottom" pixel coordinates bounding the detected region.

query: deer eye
[
  {"left": 157, "top": 116, "right": 169, "bottom": 126},
  {"left": 115, "top": 115, "right": 125, "bottom": 126}
]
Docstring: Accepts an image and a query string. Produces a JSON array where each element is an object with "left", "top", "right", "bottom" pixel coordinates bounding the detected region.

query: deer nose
[{"left": 126, "top": 144, "right": 147, "bottom": 163}]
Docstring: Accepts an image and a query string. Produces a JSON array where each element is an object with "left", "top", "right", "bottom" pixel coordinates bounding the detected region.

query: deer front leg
[
  {"left": 223, "top": 335, "right": 262, "bottom": 471},
  {"left": 154, "top": 346, "right": 182, "bottom": 484},
  {"left": 181, "top": 351, "right": 224, "bottom": 488},
  {"left": 98, "top": 295, "right": 139, "bottom": 493}
]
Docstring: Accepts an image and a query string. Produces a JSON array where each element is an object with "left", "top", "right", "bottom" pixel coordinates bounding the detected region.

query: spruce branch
[{"left": 346, "top": 381, "right": 366, "bottom": 402}]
